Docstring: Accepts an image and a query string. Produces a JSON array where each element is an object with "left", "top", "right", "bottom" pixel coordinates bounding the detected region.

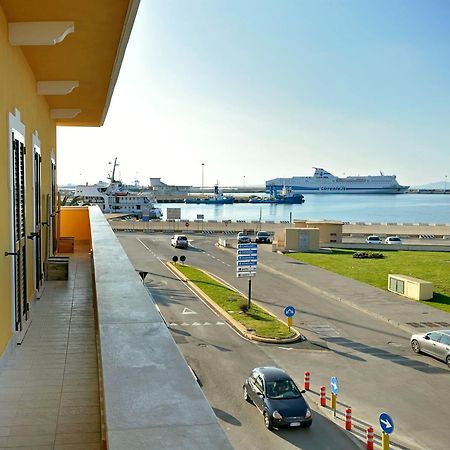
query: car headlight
[
  {"left": 272, "top": 410, "right": 283, "bottom": 420},
  {"left": 305, "top": 408, "right": 311, "bottom": 419}
]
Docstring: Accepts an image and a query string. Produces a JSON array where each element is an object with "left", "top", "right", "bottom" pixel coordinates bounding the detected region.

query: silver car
[{"left": 411, "top": 330, "right": 450, "bottom": 368}]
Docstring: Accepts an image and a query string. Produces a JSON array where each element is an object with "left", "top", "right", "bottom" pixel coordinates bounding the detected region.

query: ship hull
[{"left": 266, "top": 185, "right": 409, "bottom": 194}]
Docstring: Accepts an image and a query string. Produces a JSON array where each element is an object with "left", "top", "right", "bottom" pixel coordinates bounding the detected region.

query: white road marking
[
  {"left": 192, "top": 322, "right": 201, "bottom": 326},
  {"left": 182, "top": 307, "right": 197, "bottom": 315},
  {"left": 278, "top": 346, "right": 293, "bottom": 351}
]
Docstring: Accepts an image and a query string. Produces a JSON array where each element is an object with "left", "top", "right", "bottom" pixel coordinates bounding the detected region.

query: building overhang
[{"left": 2, "top": 0, "right": 140, "bottom": 126}]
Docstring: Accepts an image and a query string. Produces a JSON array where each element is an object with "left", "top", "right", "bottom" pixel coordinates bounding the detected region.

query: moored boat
[
  {"left": 266, "top": 168, "right": 409, "bottom": 194},
  {"left": 75, "top": 158, "right": 162, "bottom": 219}
]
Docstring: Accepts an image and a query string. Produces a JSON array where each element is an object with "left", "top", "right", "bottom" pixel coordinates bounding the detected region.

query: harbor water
[{"left": 158, "top": 194, "right": 450, "bottom": 224}]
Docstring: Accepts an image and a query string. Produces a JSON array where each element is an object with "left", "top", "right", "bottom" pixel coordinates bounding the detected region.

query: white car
[
  {"left": 366, "top": 235, "right": 381, "bottom": 244},
  {"left": 171, "top": 234, "right": 188, "bottom": 249},
  {"left": 385, "top": 236, "right": 402, "bottom": 245}
]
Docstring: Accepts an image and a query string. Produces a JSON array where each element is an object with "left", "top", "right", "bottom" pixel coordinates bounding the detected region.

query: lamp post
[
  {"left": 243, "top": 175, "right": 246, "bottom": 187},
  {"left": 445, "top": 175, "right": 448, "bottom": 193},
  {"left": 201, "top": 163, "right": 205, "bottom": 191}
]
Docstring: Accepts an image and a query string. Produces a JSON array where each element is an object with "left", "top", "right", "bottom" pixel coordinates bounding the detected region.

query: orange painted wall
[{"left": 59, "top": 207, "right": 92, "bottom": 242}]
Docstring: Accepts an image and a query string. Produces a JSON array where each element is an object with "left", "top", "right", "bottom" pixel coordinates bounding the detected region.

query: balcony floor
[{"left": 0, "top": 245, "right": 101, "bottom": 449}]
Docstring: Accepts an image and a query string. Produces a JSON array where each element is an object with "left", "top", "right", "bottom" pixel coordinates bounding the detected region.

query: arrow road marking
[{"left": 380, "top": 418, "right": 393, "bottom": 429}]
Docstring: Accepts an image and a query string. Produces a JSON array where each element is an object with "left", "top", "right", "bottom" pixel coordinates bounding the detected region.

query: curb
[
  {"left": 217, "top": 244, "right": 431, "bottom": 335},
  {"left": 165, "top": 261, "right": 302, "bottom": 344}
]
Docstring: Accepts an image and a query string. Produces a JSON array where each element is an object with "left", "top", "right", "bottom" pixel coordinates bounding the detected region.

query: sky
[{"left": 57, "top": 0, "right": 450, "bottom": 187}]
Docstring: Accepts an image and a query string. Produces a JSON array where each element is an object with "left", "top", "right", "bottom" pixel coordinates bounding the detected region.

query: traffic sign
[
  {"left": 237, "top": 260, "right": 258, "bottom": 267},
  {"left": 379, "top": 412, "right": 394, "bottom": 434},
  {"left": 237, "top": 255, "right": 258, "bottom": 261},
  {"left": 237, "top": 249, "right": 258, "bottom": 255},
  {"left": 237, "top": 265, "right": 257, "bottom": 272},
  {"left": 237, "top": 243, "right": 257, "bottom": 249},
  {"left": 236, "top": 272, "right": 256, "bottom": 278},
  {"left": 284, "top": 306, "right": 296, "bottom": 317},
  {"left": 330, "top": 376, "right": 339, "bottom": 395}
]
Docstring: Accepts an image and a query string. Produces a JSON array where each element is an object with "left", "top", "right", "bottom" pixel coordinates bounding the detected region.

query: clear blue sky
[{"left": 58, "top": 0, "right": 450, "bottom": 187}]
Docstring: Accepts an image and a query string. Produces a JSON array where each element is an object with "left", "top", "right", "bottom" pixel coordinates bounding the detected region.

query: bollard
[
  {"left": 304, "top": 371, "right": 310, "bottom": 391},
  {"left": 320, "top": 385, "right": 326, "bottom": 407},
  {"left": 366, "top": 426, "right": 374, "bottom": 450},
  {"left": 345, "top": 407, "right": 352, "bottom": 431}
]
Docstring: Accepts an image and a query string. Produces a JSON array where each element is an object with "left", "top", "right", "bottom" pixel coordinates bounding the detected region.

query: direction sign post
[
  {"left": 330, "top": 376, "right": 339, "bottom": 417},
  {"left": 236, "top": 242, "right": 258, "bottom": 308},
  {"left": 284, "top": 306, "right": 295, "bottom": 331},
  {"left": 379, "top": 412, "right": 394, "bottom": 450}
]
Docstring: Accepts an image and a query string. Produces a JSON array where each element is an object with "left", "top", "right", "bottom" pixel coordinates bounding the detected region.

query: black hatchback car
[{"left": 243, "top": 367, "right": 312, "bottom": 430}]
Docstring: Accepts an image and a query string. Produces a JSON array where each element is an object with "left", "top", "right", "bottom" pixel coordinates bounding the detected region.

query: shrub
[{"left": 353, "top": 251, "right": 384, "bottom": 259}]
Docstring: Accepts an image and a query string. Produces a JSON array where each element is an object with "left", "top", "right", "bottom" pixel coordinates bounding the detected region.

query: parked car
[
  {"left": 385, "top": 236, "right": 402, "bottom": 245},
  {"left": 170, "top": 234, "right": 188, "bottom": 249},
  {"left": 366, "top": 235, "right": 382, "bottom": 244},
  {"left": 255, "top": 231, "right": 272, "bottom": 244},
  {"left": 243, "top": 367, "right": 312, "bottom": 430},
  {"left": 237, "top": 232, "right": 251, "bottom": 244},
  {"left": 411, "top": 330, "right": 450, "bottom": 368}
]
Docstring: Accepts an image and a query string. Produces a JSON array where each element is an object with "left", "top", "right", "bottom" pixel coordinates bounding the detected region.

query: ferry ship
[
  {"left": 75, "top": 158, "right": 162, "bottom": 218},
  {"left": 266, "top": 168, "right": 409, "bottom": 194}
]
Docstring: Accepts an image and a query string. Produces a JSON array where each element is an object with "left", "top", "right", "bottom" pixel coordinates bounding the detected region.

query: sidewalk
[{"left": 256, "top": 247, "right": 450, "bottom": 335}]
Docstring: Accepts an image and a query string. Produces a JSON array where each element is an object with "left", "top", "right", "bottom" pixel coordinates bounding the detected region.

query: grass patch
[
  {"left": 174, "top": 263, "right": 293, "bottom": 339},
  {"left": 287, "top": 249, "right": 450, "bottom": 313}
]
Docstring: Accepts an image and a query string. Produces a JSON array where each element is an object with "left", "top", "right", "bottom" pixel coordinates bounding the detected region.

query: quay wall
[{"left": 109, "top": 219, "right": 450, "bottom": 239}]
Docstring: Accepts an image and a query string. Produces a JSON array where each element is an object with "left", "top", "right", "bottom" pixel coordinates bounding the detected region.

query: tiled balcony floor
[{"left": 0, "top": 247, "right": 101, "bottom": 450}]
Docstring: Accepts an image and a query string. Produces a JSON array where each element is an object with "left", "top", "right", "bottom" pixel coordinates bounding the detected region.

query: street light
[
  {"left": 445, "top": 175, "right": 448, "bottom": 193},
  {"left": 201, "top": 163, "right": 205, "bottom": 191},
  {"left": 243, "top": 175, "right": 246, "bottom": 187}
]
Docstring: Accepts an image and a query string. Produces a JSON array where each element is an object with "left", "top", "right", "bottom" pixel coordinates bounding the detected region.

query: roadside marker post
[
  {"left": 366, "top": 426, "right": 374, "bottom": 450},
  {"left": 304, "top": 371, "right": 310, "bottom": 391},
  {"left": 345, "top": 408, "right": 352, "bottom": 431},
  {"left": 331, "top": 393, "right": 337, "bottom": 416},
  {"left": 320, "top": 386, "right": 326, "bottom": 407}
]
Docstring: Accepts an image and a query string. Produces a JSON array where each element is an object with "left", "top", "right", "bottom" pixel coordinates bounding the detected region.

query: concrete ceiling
[{"left": 2, "top": 0, "right": 140, "bottom": 126}]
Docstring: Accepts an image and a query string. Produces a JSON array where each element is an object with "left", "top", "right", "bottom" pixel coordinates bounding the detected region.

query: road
[{"left": 117, "top": 232, "right": 450, "bottom": 450}]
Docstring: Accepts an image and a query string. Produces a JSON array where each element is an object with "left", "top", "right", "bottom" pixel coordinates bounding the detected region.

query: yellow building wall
[
  {"left": 0, "top": 5, "right": 57, "bottom": 356},
  {"left": 60, "top": 207, "right": 92, "bottom": 243}
]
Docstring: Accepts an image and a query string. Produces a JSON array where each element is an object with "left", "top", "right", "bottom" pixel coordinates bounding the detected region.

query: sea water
[{"left": 158, "top": 194, "right": 450, "bottom": 224}]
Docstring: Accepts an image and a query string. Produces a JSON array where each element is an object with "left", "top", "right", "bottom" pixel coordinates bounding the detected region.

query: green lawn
[
  {"left": 287, "top": 249, "right": 450, "bottom": 313},
  {"left": 174, "top": 263, "right": 294, "bottom": 339}
]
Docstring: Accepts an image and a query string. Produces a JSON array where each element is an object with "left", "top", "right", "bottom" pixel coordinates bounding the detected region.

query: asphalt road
[{"left": 117, "top": 232, "right": 450, "bottom": 450}]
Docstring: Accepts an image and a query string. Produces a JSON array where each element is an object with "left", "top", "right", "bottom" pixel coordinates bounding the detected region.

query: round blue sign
[
  {"left": 284, "top": 306, "right": 296, "bottom": 317},
  {"left": 379, "top": 412, "right": 394, "bottom": 434}
]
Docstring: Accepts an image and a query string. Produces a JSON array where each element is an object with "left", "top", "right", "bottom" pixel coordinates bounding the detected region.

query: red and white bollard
[
  {"left": 366, "top": 426, "right": 374, "bottom": 450},
  {"left": 345, "top": 407, "right": 352, "bottom": 431},
  {"left": 304, "top": 371, "right": 310, "bottom": 391},
  {"left": 320, "top": 385, "right": 326, "bottom": 407}
]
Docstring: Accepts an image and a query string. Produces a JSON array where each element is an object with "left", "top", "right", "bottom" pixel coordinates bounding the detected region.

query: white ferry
[
  {"left": 266, "top": 168, "right": 409, "bottom": 194},
  {"left": 75, "top": 159, "right": 162, "bottom": 218}
]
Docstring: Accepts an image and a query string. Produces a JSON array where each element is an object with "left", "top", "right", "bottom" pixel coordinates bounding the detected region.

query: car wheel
[
  {"left": 243, "top": 386, "right": 250, "bottom": 403},
  {"left": 447, "top": 356, "right": 450, "bottom": 369},
  {"left": 302, "top": 421, "right": 312, "bottom": 428},
  {"left": 263, "top": 412, "right": 273, "bottom": 430},
  {"left": 411, "top": 340, "right": 421, "bottom": 354}
]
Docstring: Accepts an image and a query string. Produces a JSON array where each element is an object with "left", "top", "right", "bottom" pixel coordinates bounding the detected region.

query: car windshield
[
  {"left": 258, "top": 232, "right": 269, "bottom": 237},
  {"left": 369, "top": 237, "right": 379, "bottom": 240},
  {"left": 266, "top": 379, "right": 301, "bottom": 399},
  {"left": 178, "top": 236, "right": 187, "bottom": 241},
  {"left": 390, "top": 237, "right": 400, "bottom": 241}
]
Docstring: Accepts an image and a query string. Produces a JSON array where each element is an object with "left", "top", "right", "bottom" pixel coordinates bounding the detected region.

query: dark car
[
  {"left": 243, "top": 367, "right": 312, "bottom": 430},
  {"left": 255, "top": 231, "right": 272, "bottom": 244}
]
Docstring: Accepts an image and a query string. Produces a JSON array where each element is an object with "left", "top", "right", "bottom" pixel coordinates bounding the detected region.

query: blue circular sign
[
  {"left": 379, "top": 412, "right": 394, "bottom": 434},
  {"left": 330, "top": 376, "right": 339, "bottom": 395},
  {"left": 284, "top": 306, "right": 296, "bottom": 317}
]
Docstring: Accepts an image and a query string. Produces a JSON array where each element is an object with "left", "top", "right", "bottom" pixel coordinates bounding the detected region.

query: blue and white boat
[
  {"left": 266, "top": 168, "right": 409, "bottom": 194},
  {"left": 249, "top": 186, "right": 305, "bottom": 204}
]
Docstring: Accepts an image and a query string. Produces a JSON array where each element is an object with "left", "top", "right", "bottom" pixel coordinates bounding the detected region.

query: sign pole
[{"left": 248, "top": 279, "right": 252, "bottom": 309}]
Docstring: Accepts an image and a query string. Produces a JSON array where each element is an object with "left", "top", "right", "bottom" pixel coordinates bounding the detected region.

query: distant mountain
[{"left": 411, "top": 181, "right": 448, "bottom": 190}]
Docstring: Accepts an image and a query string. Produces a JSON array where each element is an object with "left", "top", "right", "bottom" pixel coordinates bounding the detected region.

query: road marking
[
  {"left": 192, "top": 322, "right": 201, "bottom": 326},
  {"left": 182, "top": 307, "right": 197, "bottom": 315},
  {"left": 278, "top": 346, "right": 293, "bottom": 351}
]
